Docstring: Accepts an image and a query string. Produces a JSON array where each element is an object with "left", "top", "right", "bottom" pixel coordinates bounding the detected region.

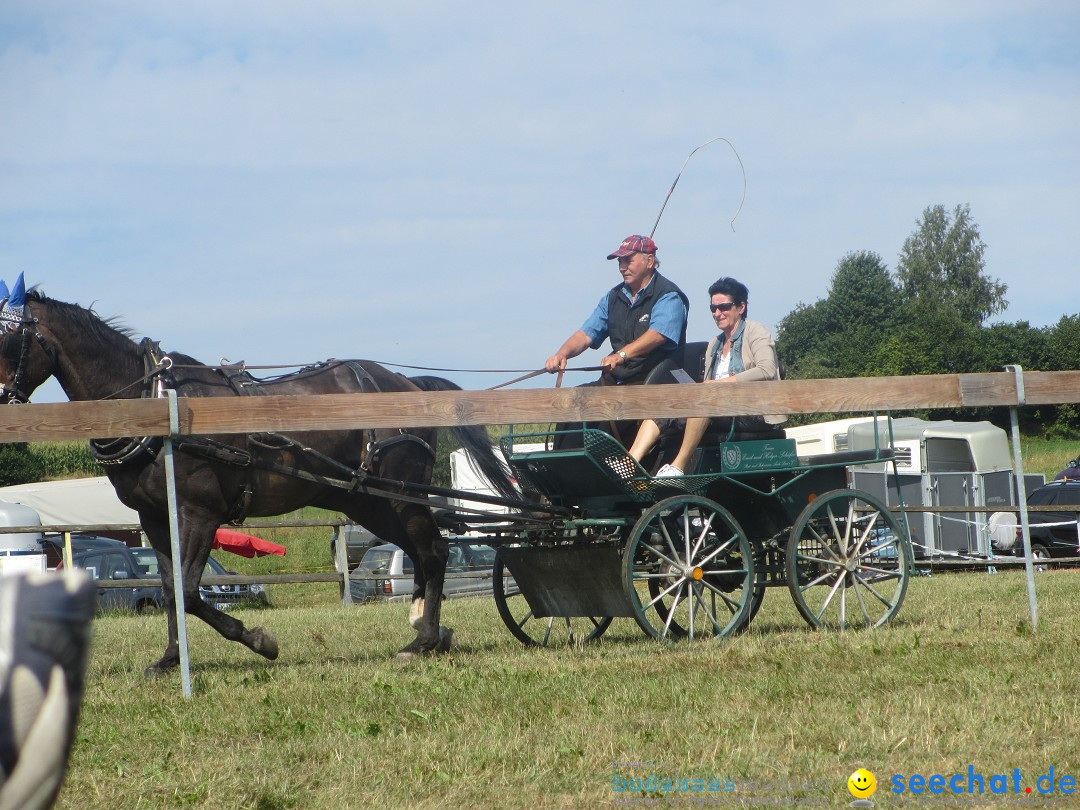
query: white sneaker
[{"left": 656, "top": 464, "right": 684, "bottom": 478}]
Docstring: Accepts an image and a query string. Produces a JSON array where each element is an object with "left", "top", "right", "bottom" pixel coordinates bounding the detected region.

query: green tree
[
  {"left": 776, "top": 251, "right": 899, "bottom": 379},
  {"left": 974, "top": 321, "right": 1049, "bottom": 372},
  {"left": 775, "top": 300, "right": 832, "bottom": 378},
  {"left": 0, "top": 443, "right": 46, "bottom": 486},
  {"left": 1046, "top": 314, "right": 1080, "bottom": 371},
  {"left": 896, "top": 204, "right": 1007, "bottom": 325}
]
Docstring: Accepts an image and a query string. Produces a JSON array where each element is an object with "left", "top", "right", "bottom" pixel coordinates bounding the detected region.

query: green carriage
[{"left": 487, "top": 426, "right": 914, "bottom": 646}]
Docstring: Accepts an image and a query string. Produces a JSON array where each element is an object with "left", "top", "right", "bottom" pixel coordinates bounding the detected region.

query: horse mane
[{"left": 27, "top": 288, "right": 140, "bottom": 351}]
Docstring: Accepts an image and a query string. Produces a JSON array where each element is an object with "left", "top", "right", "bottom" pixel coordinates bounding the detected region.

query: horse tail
[{"left": 407, "top": 376, "right": 520, "bottom": 503}]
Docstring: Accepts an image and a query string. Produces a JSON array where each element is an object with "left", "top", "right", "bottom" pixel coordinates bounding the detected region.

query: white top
[{"left": 712, "top": 350, "right": 732, "bottom": 380}]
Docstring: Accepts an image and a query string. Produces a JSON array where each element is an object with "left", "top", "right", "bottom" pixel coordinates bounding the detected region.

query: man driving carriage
[{"left": 544, "top": 234, "right": 689, "bottom": 384}]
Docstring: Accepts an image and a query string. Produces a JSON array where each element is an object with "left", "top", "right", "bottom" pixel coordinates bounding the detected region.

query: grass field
[{"left": 56, "top": 568, "right": 1080, "bottom": 809}]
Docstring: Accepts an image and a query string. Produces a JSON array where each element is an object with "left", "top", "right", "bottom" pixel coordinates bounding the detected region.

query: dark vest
[{"left": 605, "top": 272, "right": 689, "bottom": 383}]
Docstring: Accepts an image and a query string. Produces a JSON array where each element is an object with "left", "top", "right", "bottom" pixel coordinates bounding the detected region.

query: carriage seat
[{"left": 641, "top": 341, "right": 709, "bottom": 385}]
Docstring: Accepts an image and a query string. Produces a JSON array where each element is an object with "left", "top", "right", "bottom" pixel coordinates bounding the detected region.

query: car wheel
[{"left": 135, "top": 599, "right": 160, "bottom": 614}]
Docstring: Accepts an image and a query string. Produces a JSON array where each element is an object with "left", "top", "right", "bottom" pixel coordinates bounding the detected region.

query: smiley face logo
[{"left": 847, "top": 768, "right": 877, "bottom": 799}]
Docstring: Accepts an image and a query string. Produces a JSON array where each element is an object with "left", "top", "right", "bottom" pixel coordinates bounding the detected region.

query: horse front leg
[
  {"left": 178, "top": 518, "right": 279, "bottom": 664},
  {"left": 144, "top": 544, "right": 181, "bottom": 678},
  {"left": 141, "top": 516, "right": 278, "bottom": 679},
  {"left": 141, "top": 517, "right": 185, "bottom": 677}
]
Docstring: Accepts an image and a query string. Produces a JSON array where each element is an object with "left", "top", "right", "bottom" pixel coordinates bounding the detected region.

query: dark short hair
[{"left": 708, "top": 277, "right": 749, "bottom": 318}]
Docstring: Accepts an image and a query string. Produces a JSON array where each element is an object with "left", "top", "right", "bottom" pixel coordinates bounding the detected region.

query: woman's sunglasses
[{"left": 709, "top": 302, "right": 738, "bottom": 313}]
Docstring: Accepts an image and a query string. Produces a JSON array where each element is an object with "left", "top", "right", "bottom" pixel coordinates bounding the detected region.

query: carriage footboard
[{"left": 497, "top": 545, "right": 635, "bottom": 618}]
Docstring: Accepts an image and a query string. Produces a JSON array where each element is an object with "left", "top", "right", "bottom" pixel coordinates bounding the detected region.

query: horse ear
[
  {"left": 0, "top": 280, "right": 9, "bottom": 301},
  {"left": 8, "top": 273, "right": 25, "bottom": 308},
  {"left": 0, "top": 273, "right": 24, "bottom": 332}
]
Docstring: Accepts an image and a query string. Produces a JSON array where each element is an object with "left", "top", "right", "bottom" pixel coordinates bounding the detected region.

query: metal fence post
[
  {"left": 163, "top": 388, "right": 192, "bottom": 697},
  {"left": 1005, "top": 365, "right": 1037, "bottom": 631}
]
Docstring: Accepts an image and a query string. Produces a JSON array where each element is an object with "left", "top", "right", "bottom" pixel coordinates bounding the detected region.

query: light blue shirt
[{"left": 580, "top": 277, "right": 687, "bottom": 350}]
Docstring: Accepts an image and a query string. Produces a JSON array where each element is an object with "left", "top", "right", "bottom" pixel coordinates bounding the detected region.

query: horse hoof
[
  {"left": 395, "top": 628, "right": 456, "bottom": 661},
  {"left": 250, "top": 627, "right": 279, "bottom": 661},
  {"left": 409, "top": 598, "right": 425, "bottom": 629},
  {"left": 143, "top": 662, "right": 172, "bottom": 679}
]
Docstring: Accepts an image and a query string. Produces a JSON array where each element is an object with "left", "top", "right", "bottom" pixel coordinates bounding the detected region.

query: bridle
[{"left": 0, "top": 301, "right": 59, "bottom": 405}]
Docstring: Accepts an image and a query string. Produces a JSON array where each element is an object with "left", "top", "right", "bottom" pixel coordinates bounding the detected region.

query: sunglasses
[{"left": 709, "top": 302, "right": 738, "bottom": 313}]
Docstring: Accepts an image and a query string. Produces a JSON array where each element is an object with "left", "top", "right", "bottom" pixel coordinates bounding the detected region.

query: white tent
[{"left": 0, "top": 477, "right": 139, "bottom": 529}]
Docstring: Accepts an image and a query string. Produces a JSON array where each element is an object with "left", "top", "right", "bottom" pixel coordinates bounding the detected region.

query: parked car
[
  {"left": 348, "top": 541, "right": 503, "bottom": 603},
  {"left": 330, "top": 523, "right": 382, "bottom": 572},
  {"left": 52, "top": 536, "right": 269, "bottom": 612},
  {"left": 67, "top": 540, "right": 164, "bottom": 614},
  {"left": 128, "top": 547, "right": 270, "bottom": 610},
  {"left": 1009, "top": 480, "right": 1080, "bottom": 561},
  {"left": 38, "top": 533, "right": 121, "bottom": 570}
]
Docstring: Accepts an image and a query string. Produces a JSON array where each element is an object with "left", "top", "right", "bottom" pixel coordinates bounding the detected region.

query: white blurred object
[
  {"left": 0, "top": 571, "right": 94, "bottom": 810},
  {"left": 988, "top": 511, "right": 1018, "bottom": 552}
]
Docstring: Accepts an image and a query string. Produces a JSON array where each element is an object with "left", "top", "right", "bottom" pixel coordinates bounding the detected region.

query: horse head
[{"left": 0, "top": 274, "right": 58, "bottom": 404}]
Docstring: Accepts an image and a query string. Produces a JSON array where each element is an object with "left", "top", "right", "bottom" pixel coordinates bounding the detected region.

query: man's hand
[
  {"left": 545, "top": 330, "right": 592, "bottom": 374},
  {"left": 545, "top": 354, "right": 568, "bottom": 373},
  {"left": 600, "top": 352, "right": 624, "bottom": 374}
]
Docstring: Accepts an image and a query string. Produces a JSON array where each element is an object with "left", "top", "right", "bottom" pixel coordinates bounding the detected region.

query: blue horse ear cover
[
  {"left": 0, "top": 280, "right": 9, "bottom": 300},
  {"left": 8, "top": 272, "right": 25, "bottom": 307}
]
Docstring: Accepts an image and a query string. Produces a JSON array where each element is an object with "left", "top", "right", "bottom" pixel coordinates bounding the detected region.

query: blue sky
[{"left": 2, "top": 1, "right": 1077, "bottom": 402}]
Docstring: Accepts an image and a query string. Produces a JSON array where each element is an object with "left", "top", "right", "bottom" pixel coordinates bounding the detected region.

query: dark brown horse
[{"left": 0, "top": 288, "right": 518, "bottom": 675}]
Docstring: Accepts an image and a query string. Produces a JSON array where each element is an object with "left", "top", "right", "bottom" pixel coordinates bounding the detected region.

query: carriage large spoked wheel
[
  {"left": 786, "top": 489, "right": 911, "bottom": 630},
  {"left": 623, "top": 495, "right": 755, "bottom": 641},
  {"left": 492, "top": 556, "right": 613, "bottom": 647}
]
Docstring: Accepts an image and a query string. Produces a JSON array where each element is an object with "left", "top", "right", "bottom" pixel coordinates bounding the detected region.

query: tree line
[{"left": 775, "top": 204, "right": 1079, "bottom": 436}]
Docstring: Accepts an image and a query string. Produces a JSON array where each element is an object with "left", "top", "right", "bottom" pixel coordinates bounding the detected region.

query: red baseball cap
[{"left": 606, "top": 234, "right": 657, "bottom": 260}]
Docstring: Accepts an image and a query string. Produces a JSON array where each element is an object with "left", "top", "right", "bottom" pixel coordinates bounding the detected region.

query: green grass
[
  {"left": 58, "top": 569, "right": 1080, "bottom": 809},
  {"left": 29, "top": 432, "right": 1080, "bottom": 807},
  {"left": 1022, "top": 436, "right": 1079, "bottom": 482}
]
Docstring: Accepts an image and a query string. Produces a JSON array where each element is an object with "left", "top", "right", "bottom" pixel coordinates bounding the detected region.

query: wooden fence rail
[{"left": 0, "top": 369, "right": 1078, "bottom": 442}]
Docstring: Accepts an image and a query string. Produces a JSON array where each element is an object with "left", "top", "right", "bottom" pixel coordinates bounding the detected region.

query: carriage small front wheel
[
  {"left": 622, "top": 495, "right": 755, "bottom": 641},
  {"left": 492, "top": 556, "right": 613, "bottom": 647},
  {"left": 785, "top": 488, "right": 911, "bottom": 630}
]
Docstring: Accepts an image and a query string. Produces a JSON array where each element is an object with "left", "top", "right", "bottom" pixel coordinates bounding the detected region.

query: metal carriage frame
[{"left": 471, "top": 425, "right": 915, "bottom": 647}]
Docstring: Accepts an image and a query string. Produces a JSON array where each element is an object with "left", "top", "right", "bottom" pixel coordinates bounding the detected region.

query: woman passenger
[{"left": 627, "top": 276, "right": 785, "bottom": 476}]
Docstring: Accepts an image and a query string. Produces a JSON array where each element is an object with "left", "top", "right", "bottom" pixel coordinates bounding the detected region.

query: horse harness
[
  {"left": 197, "top": 357, "right": 437, "bottom": 521},
  {"left": 0, "top": 301, "right": 61, "bottom": 405},
  {"left": 2, "top": 325, "right": 437, "bottom": 523}
]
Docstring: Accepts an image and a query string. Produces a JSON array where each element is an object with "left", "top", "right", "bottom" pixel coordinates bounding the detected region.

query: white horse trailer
[
  {"left": 788, "top": 417, "right": 1042, "bottom": 557},
  {"left": 853, "top": 418, "right": 1044, "bottom": 557},
  {"left": 0, "top": 502, "right": 45, "bottom": 575}
]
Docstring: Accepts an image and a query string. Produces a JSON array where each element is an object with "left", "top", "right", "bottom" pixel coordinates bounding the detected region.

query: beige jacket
[{"left": 703, "top": 320, "right": 786, "bottom": 425}]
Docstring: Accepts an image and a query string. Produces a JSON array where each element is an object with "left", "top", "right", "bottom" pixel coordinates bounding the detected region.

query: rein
[
  {"left": 162, "top": 358, "right": 605, "bottom": 391},
  {"left": 485, "top": 366, "right": 602, "bottom": 390}
]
